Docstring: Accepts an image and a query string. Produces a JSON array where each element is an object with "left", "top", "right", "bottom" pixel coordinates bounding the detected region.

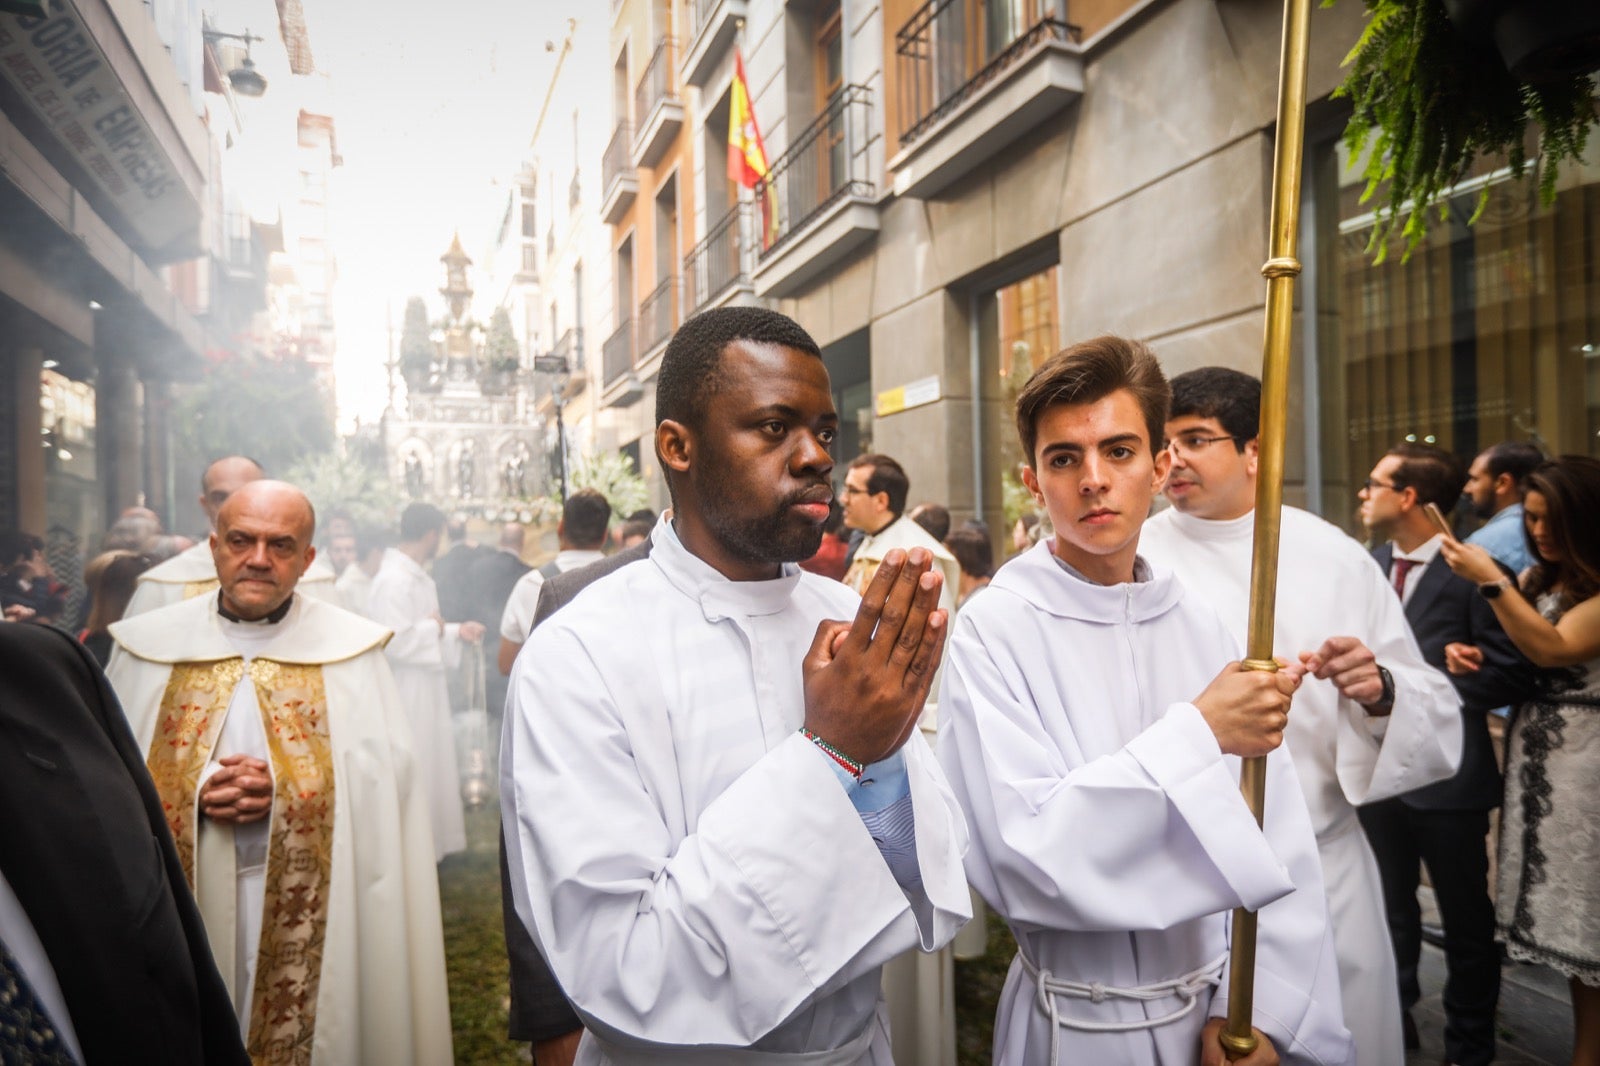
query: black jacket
[
  {"left": 0, "top": 623, "right": 248, "bottom": 1065},
  {"left": 1373, "top": 546, "right": 1537, "bottom": 811}
]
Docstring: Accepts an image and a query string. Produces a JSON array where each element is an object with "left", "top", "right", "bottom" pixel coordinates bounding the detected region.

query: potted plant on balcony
[{"left": 1335, "top": 0, "right": 1599, "bottom": 260}]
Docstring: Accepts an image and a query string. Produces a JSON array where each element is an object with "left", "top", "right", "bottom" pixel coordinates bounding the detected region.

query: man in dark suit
[
  {"left": 499, "top": 538, "right": 652, "bottom": 1064},
  {"left": 1356, "top": 442, "right": 1535, "bottom": 1066},
  {"left": 0, "top": 622, "right": 248, "bottom": 1065},
  {"left": 434, "top": 517, "right": 493, "bottom": 624},
  {"left": 466, "top": 523, "right": 532, "bottom": 723}
]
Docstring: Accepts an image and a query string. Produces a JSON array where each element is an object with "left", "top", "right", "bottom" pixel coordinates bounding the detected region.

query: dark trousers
[
  {"left": 499, "top": 829, "right": 582, "bottom": 1043},
  {"left": 1360, "top": 798, "right": 1500, "bottom": 1066}
]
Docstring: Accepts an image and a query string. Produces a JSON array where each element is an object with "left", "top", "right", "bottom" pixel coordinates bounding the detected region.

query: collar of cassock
[
  {"left": 650, "top": 517, "right": 801, "bottom": 622},
  {"left": 218, "top": 592, "right": 294, "bottom": 625},
  {"left": 989, "top": 539, "right": 1184, "bottom": 624}
]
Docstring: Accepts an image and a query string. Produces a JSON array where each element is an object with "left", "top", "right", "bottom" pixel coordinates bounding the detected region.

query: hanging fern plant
[{"left": 1333, "top": 0, "right": 1598, "bottom": 261}]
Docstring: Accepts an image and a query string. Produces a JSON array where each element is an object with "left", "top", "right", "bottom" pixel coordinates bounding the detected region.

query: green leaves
[
  {"left": 558, "top": 450, "right": 648, "bottom": 520},
  {"left": 176, "top": 354, "right": 335, "bottom": 478},
  {"left": 1333, "top": 0, "right": 1596, "bottom": 261},
  {"left": 482, "top": 307, "right": 520, "bottom": 375}
]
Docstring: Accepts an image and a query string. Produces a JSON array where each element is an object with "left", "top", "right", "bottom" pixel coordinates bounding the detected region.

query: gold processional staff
[{"left": 1221, "top": 0, "right": 1313, "bottom": 1058}]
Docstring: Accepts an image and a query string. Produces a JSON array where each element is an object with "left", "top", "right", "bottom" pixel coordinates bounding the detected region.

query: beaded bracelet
[{"left": 800, "top": 728, "right": 864, "bottom": 779}]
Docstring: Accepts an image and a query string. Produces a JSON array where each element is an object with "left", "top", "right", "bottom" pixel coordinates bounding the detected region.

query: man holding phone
[{"left": 1357, "top": 442, "right": 1536, "bottom": 1066}]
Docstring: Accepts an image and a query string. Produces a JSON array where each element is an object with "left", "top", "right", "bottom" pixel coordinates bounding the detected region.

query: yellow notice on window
[{"left": 875, "top": 375, "right": 942, "bottom": 417}]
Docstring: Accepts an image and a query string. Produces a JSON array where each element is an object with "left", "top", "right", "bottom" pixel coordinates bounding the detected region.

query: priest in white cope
[
  {"left": 104, "top": 480, "right": 453, "bottom": 1066},
  {"left": 839, "top": 454, "right": 967, "bottom": 1066},
  {"left": 367, "top": 501, "right": 485, "bottom": 863},
  {"left": 123, "top": 455, "right": 340, "bottom": 617},
  {"left": 939, "top": 337, "right": 1352, "bottom": 1066},
  {"left": 840, "top": 453, "right": 960, "bottom": 616},
  {"left": 504, "top": 306, "right": 970, "bottom": 1064},
  {"left": 1140, "top": 366, "right": 1462, "bottom": 1066}
]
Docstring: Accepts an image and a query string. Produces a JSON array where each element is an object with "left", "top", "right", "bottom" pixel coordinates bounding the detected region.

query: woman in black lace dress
[{"left": 1442, "top": 455, "right": 1600, "bottom": 1065}]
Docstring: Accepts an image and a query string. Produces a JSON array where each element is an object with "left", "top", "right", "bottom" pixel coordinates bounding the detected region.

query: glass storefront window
[
  {"left": 976, "top": 262, "right": 1058, "bottom": 544},
  {"left": 1312, "top": 138, "right": 1600, "bottom": 531}
]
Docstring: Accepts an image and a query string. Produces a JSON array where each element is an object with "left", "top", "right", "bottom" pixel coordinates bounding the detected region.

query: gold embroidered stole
[
  {"left": 147, "top": 659, "right": 245, "bottom": 879},
  {"left": 183, "top": 578, "right": 221, "bottom": 599},
  {"left": 842, "top": 556, "right": 878, "bottom": 597},
  {"left": 146, "top": 658, "right": 336, "bottom": 1066}
]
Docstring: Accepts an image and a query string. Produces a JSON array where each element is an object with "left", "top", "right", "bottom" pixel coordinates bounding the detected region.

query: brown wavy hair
[
  {"left": 1521, "top": 455, "right": 1600, "bottom": 607},
  {"left": 82, "top": 550, "right": 152, "bottom": 635}
]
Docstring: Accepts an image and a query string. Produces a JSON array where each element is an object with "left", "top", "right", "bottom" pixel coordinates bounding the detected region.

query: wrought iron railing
[
  {"left": 895, "top": 0, "right": 1080, "bottom": 146},
  {"left": 755, "top": 85, "right": 875, "bottom": 258},
  {"left": 603, "top": 318, "right": 634, "bottom": 385},
  {"left": 551, "top": 327, "right": 578, "bottom": 365},
  {"left": 639, "top": 275, "right": 678, "bottom": 354},
  {"left": 602, "top": 122, "right": 634, "bottom": 198},
  {"left": 225, "top": 235, "right": 256, "bottom": 271},
  {"left": 635, "top": 38, "right": 677, "bottom": 130},
  {"left": 686, "top": 0, "right": 725, "bottom": 45},
  {"left": 684, "top": 201, "right": 751, "bottom": 313}
]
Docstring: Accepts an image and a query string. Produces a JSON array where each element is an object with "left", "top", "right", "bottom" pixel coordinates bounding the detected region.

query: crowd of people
[{"left": 1, "top": 304, "right": 1596, "bottom": 1066}]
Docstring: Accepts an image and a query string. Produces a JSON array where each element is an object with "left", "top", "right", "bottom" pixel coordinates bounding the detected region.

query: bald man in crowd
[
  {"left": 105, "top": 481, "right": 453, "bottom": 1064},
  {"left": 122, "top": 456, "right": 340, "bottom": 616}
]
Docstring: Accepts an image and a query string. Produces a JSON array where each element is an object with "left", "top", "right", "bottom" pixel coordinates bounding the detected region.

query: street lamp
[
  {"left": 532, "top": 352, "right": 571, "bottom": 502},
  {"left": 203, "top": 27, "right": 267, "bottom": 97}
]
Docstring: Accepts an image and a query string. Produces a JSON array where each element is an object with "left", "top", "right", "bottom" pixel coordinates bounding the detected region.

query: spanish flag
[{"left": 728, "top": 50, "right": 779, "bottom": 248}]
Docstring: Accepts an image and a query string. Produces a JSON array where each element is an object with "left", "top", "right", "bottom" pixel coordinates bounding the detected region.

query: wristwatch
[
  {"left": 1479, "top": 578, "right": 1513, "bottom": 600},
  {"left": 1365, "top": 665, "right": 1395, "bottom": 716}
]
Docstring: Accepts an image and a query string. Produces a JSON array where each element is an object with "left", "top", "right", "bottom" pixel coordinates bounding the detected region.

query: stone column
[
  {"left": 95, "top": 351, "right": 144, "bottom": 523},
  {"left": 141, "top": 377, "right": 173, "bottom": 527},
  {"left": 9, "top": 347, "right": 45, "bottom": 534}
]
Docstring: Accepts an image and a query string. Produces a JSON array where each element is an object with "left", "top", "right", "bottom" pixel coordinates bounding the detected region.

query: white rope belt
[{"left": 1016, "top": 948, "right": 1227, "bottom": 1066}]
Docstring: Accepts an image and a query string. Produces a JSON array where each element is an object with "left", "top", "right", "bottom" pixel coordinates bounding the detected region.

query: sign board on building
[
  {"left": 0, "top": 1, "right": 200, "bottom": 258},
  {"left": 875, "top": 375, "right": 942, "bottom": 418}
]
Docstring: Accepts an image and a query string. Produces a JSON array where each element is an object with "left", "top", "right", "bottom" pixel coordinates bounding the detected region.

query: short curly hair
[{"left": 655, "top": 306, "right": 822, "bottom": 428}]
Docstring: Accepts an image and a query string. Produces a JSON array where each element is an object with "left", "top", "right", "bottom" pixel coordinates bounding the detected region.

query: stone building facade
[{"left": 591, "top": 0, "right": 1598, "bottom": 539}]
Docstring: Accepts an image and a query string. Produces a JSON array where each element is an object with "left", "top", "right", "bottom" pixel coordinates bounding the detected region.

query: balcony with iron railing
[
  {"left": 750, "top": 86, "right": 880, "bottom": 299},
  {"left": 637, "top": 275, "right": 678, "bottom": 369},
  {"left": 680, "top": 0, "right": 747, "bottom": 89},
  {"left": 889, "top": 0, "right": 1082, "bottom": 199},
  {"left": 632, "top": 39, "right": 684, "bottom": 169},
  {"left": 557, "top": 326, "right": 587, "bottom": 398},
  {"left": 684, "top": 201, "right": 755, "bottom": 314},
  {"left": 533, "top": 327, "right": 585, "bottom": 417},
  {"left": 601, "top": 317, "right": 644, "bottom": 407},
  {"left": 601, "top": 122, "right": 639, "bottom": 225}
]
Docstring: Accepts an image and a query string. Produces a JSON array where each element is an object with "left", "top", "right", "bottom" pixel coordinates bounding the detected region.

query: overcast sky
[{"left": 311, "top": 0, "right": 577, "bottom": 429}]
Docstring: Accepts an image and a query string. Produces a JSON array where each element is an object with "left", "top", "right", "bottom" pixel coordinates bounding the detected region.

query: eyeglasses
[
  {"left": 1164, "top": 434, "right": 1239, "bottom": 457},
  {"left": 1362, "top": 478, "right": 1397, "bottom": 492},
  {"left": 839, "top": 484, "right": 869, "bottom": 498}
]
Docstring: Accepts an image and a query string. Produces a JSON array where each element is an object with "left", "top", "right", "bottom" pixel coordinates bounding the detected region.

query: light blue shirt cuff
[
  {"left": 823, "top": 750, "right": 911, "bottom": 813},
  {"left": 819, "top": 750, "right": 919, "bottom": 888}
]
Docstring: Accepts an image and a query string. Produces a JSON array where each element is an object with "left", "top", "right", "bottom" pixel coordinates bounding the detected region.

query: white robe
[
  {"left": 1142, "top": 506, "right": 1463, "bottom": 1066},
  {"left": 843, "top": 516, "right": 965, "bottom": 1066},
  {"left": 123, "top": 540, "right": 342, "bottom": 617},
  {"left": 366, "top": 548, "right": 467, "bottom": 861},
  {"left": 503, "top": 518, "right": 971, "bottom": 1064},
  {"left": 335, "top": 563, "right": 374, "bottom": 617},
  {"left": 938, "top": 541, "right": 1354, "bottom": 1066},
  {"left": 105, "top": 592, "right": 453, "bottom": 1065}
]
